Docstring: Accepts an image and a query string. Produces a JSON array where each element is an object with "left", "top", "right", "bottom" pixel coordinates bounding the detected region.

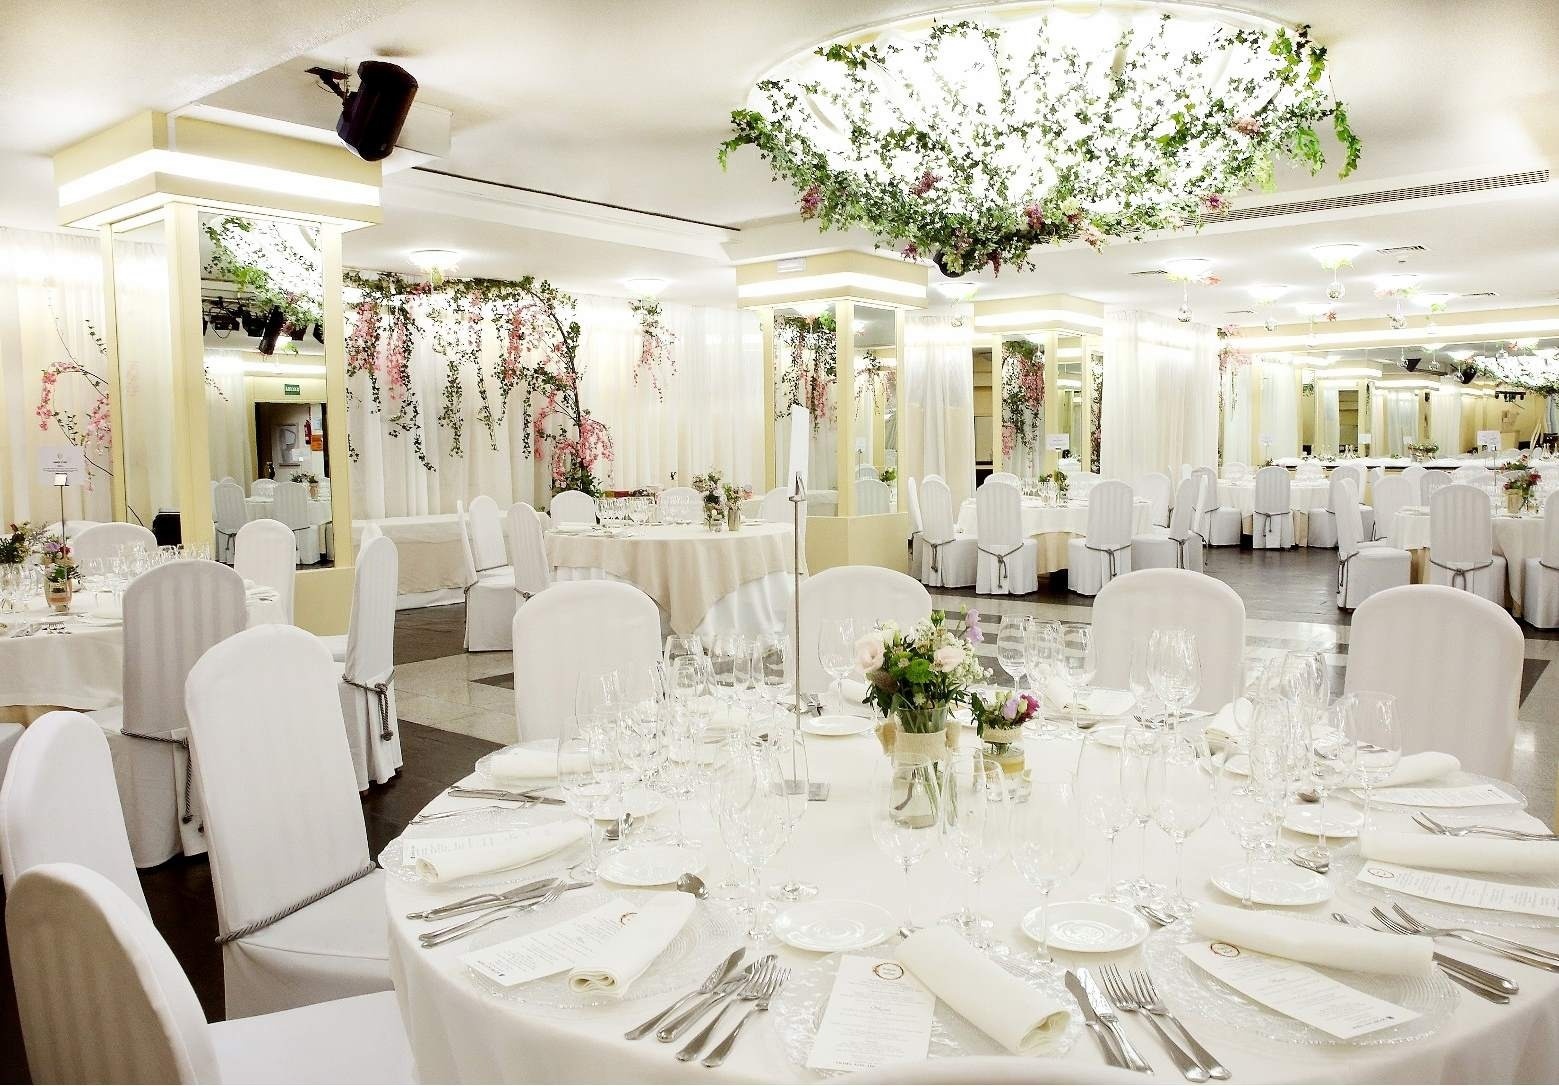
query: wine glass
[
  {"left": 869, "top": 755, "right": 942, "bottom": 935},
  {"left": 574, "top": 668, "right": 624, "bottom": 724},
  {"left": 1214, "top": 747, "right": 1283, "bottom": 909},
  {"left": 711, "top": 737, "right": 793, "bottom": 941},
  {"left": 1295, "top": 702, "right": 1358, "bottom": 868},
  {"left": 663, "top": 634, "right": 705, "bottom": 672},
  {"left": 1151, "top": 735, "right": 1215, "bottom": 917},
  {"left": 1013, "top": 774, "right": 1082, "bottom": 962},
  {"left": 1059, "top": 623, "right": 1095, "bottom": 732},
  {"left": 653, "top": 700, "right": 701, "bottom": 849},
  {"left": 1127, "top": 635, "right": 1164, "bottom": 727},
  {"left": 996, "top": 615, "right": 1029, "bottom": 688},
  {"left": 557, "top": 717, "right": 620, "bottom": 879},
  {"left": 753, "top": 631, "right": 791, "bottom": 707},
  {"left": 1341, "top": 690, "right": 1400, "bottom": 836},
  {"left": 1147, "top": 627, "right": 1201, "bottom": 739},
  {"left": 939, "top": 750, "right": 1010, "bottom": 951},
  {"left": 818, "top": 617, "right": 856, "bottom": 715},
  {"left": 1119, "top": 722, "right": 1165, "bottom": 903},
  {"left": 766, "top": 724, "right": 817, "bottom": 901},
  {"left": 1022, "top": 620, "right": 1062, "bottom": 737},
  {"left": 1081, "top": 759, "right": 1133, "bottom": 904},
  {"left": 711, "top": 633, "right": 752, "bottom": 706}
]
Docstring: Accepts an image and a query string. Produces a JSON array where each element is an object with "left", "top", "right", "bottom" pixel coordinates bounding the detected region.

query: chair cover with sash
[
  {"left": 988, "top": 471, "right": 1020, "bottom": 487},
  {"left": 1420, "top": 469, "right": 1452, "bottom": 505},
  {"left": 797, "top": 566, "right": 930, "bottom": 693},
  {"left": 213, "top": 480, "right": 248, "bottom": 564},
  {"left": 512, "top": 581, "right": 661, "bottom": 742},
  {"left": 185, "top": 624, "right": 391, "bottom": 1017},
  {"left": 1250, "top": 465, "right": 1294, "bottom": 549},
  {"left": 1522, "top": 493, "right": 1559, "bottom": 628},
  {"left": 251, "top": 478, "right": 276, "bottom": 498},
  {"left": 272, "top": 481, "right": 321, "bottom": 565},
  {"left": 507, "top": 501, "right": 554, "bottom": 601},
  {"left": 916, "top": 476, "right": 976, "bottom": 588},
  {"left": 1400, "top": 463, "right": 1427, "bottom": 504},
  {"left": 70, "top": 522, "right": 156, "bottom": 568},
  {"left": 857, "top": 477, "right": 892, "bottom": 515},
  {"left": 89, "top": 560, "right": 246, "bottom": 867},
  {"left": 335, "top": 536, "right": 402, "bottom": 790},
  {"left": 1131, "top": 474, "right": 1204, "bottom": 572},
  {"left": 1307, "top": 463, "right": 1372, "bottom": 548},
  {"left": 1335, "top": 478, "right": 1410, "bottom": 609},
  {"left": 1347, "top": 584, "right": 1523, "bottom": 777},
  {"left": 234, "top": 518, "right": 297, "bottom": 623},
  {"left": 1091, "top": 569, "right": 1245, "bottom": 712},
  {"left": 1132, "top": 472, "right": 1172, "bottom": 528},
  {"left": 657, "top": 486, "right": 701, "bottom": 524},
  {"left": 976, "top": 481, "right": 1039, "bottom": 595},
  {"left": 1193, "top": 467, "right": 1242, "bottom": 546},
  {"left": 550, "top": 489, "right": 598, "bottom": 525},
  {"left": 1427, "top": 483, "right": 1507, "bottom": 605},
  {"left": 1066, "top": 479, "right": 1133, "bottom": 596},
  {"left": 1369, "top": 475, "right": 1413, "bottom": 544},
  {"left": 457, "top": 498, "right": 517, "bottom": 652}
]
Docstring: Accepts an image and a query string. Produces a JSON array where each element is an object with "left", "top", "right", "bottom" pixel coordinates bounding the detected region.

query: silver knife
[
  {"left": 1077, "top": 968, "right": 1153, "bottom": 1074},
  {"left": 446, "top": 786, "right": 566, "bottom": 805},
  {"left": 1065, "top": 970, "right": 1127, "bottom": 1069},
  {"left": 404, "top": 877, "right": 558, "bottom": 921}
]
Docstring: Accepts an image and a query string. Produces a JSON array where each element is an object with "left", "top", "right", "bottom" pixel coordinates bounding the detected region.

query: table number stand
[{"left": 789, "top": 471, "right": 828, "bottom": 802}]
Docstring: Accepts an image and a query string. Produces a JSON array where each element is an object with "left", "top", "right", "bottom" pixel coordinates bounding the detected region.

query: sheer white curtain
[
  {"left": 1222, "top": 365, "right": 1253, "bottom": 465},
  {"left": 1258, "top": 360, "right": 1300, "bottom": 460},
  {"left": 1102, "top": 310, "right": 1218, "bottom": 480},
  {"left": 1430, "top": 385, "right": 1462, "bottom": 453},
  {"left": 902, "top": 310, "right": 975, "bottom": 507},
  {"left": 1383, "top": 391, "right": 1419, "bottom": 456},
  {"left": 1316, "top": 384, "right": 1341, "bottom": 455},
  {"left": 203, "top": 363, "right": 251, "bottom": 486}
]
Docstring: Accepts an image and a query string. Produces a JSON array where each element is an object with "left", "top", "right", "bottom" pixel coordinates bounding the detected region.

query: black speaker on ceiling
[
  {"left": 309, "top": 61, "right": 418, "bottom": 162},
  {"left": 257, "top": 307, "right": 286, "bottom": 356},
  {"left": 1403, "top": 356, "right": 1421, "bottom": 372},
  {"left": 1458, "top": 365, "right": 1479, "bottom": 385}
]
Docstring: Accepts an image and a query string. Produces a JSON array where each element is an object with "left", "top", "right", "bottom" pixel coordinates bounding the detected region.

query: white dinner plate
[
  {"left": 597, "top": 844, "right": 704, "bottom": 887},
  {"left": 803, "top": 714, "right": 875, "bottom": 737},
  {"left": 1044, "top": 688, "right": 1134, "bottom": 722},
  {"left": 773, "top": 899, "right": 896, "bottom": 953},
  {"left": 1282, "top": 803, "right": 1363, "bottom": 839},
  {"left": 595, "top": 786, "right": 666, "bottom": 820},
  {"left": 1023, "top": 900, "right": 1149, "bottom": 953},
  {"left": 1212, "top": 861, "right": 1333, "bottom": 906},
  {"left": 1086, "top": 723, "right": 1127, "bottom": 748}
]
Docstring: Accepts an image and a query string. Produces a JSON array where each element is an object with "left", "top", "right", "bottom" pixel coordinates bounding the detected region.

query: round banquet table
[
  {"left": 244, "top": 494, "right": 333, "bottom": 526},
  {"left": 1389, "top": 506, "right": 1547, "bottom": 617},
  {"left": 1217, "top": 481, "right": 1331, "bottom": 547},
  {"left": 385, "top": 725, "right": 1559, "bottom": 1084},
  {"left": 0, "top": 585, "right": 283, "bottom": 722},
  {"left": 546, "top": 523, "right": 801, "bottom": 638},
  {"left": 955, "top": 498, "right": 1154, "bottom": 574},
  {"left": 352, "top": 514, "right": 471, "bottom": 604}
]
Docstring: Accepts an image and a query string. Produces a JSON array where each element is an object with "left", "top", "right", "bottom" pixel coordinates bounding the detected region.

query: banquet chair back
[
  {"left": 919, "top": 477, "right": 957, "bottom": 544},
  {"left": 41, "top": 519, "right": 96, "bottom": 541},
  {"left": 1169, "top": 475, "right": 1200, "bottom": 539},
  {"left": 1544, "top": 492, "right": 1559, "bottom": 566},
  {"left": 989, "top": 471, "right": 1020, "bottom": 487},
  {"left": 234, "top": 518, "right": 296, "bottom": 622},
  {"left": 855, "top": 463, "right": 880, "bottom": 481},
  {"left": 455, "top": 499, "right": 480, "bottom": 587},
  {"left": 1400, "top": 463, "right": 1427, "bottom": 503},
  {"left": 1190, "top": 467, "right": 1219, "bottom": 539},
  {"left": 512, "top": 581, "right": 662, "bottom": 742},
  {"left": 1429, "top": 483, "right": 1496, "bottom": 578},
  {"left": 7, "top": 864, "right": 219, "bottom": 1085},
  {"left": 760, "top": 486, "right": 792, "bottom": 524},
  {"left": 916, "top": 477, "right": 976, "bottom": 587},
  {"left": 1369, "top": 465, "right": 1386, "bottom": 495},
  {"left": 1251, "top": 465, "right": 1293, "bottom": 548},
  {"left": 251, "top": 478, "right": 276, "bottom": 498},
  {"left": 339, "top": 536, "right": 401, "bottom": 790},
  {"left": 1092, "top": 569, "right": 1245, "bottom": 711},
  {"left": 798, "top": 566, "right": 930, "bottom": 692},
  {"left": 857, "top": 477, "right": 892, "bottom": 514},
  {"left": 1452, "top": 464, "right": 1492, "bottom": 487},
  {"left": 115, "top": 560, "right": 246, "bottom": 867},
  {"left": 658, "top": 486, "right": 701, "bottom": 524},
  {"left": 467, "top": 495, "right": 509, "bottom": 571},
  {"left": 1370, "top": 475, "right": 1413, "bottom": 543},
  {"left": 1335, "top": 478, "right": 1369, "bottom": 562},
  {"left": 1081, "top": 478, "right": 1134, "bottom": 561},
  {"left": 551, "top": 490, "right": 598, "bottom": 525},
  {"left": 70, "top": 521, "right": 156, "bottom": 568},
  {"left": 1133, "top": 472, "right": 1172, "bottom": 528},
  {"left": 975, "top": 480, "right": 1037, "bottom": 595},
  {"left": 1347, "top": 585, "right": 1522, "bottom": 777},
  {"left": 906, "top": 476, "right": 924, "bottom": 535},
  {"left": 1420, "top": 469, "right": 1452, "bottom": 504},
  {"left": 507, "top": 501, "right": 553, "bottom": 600},
  {"left": 1327, "top": 464, "right": 1364, "bottom": 514},
  {"left": 212, "top": 480, "right": 247, "bottom": 563},
  {"left": 0, "top": 711, "right": 148, "bottom": 915},
  {"left": 272, "top": 481, "right": 320, "bottom": 564}
]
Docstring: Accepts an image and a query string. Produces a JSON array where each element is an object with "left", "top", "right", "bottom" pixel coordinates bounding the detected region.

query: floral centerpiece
[
  {"left": 1404, "top": 441, "right": 1439, "bottom": 462},
  {"left": 856, "top": 609, "right": 986, "bottom": 760},
  {"left": 692, "top": 470, "right": 727, "bottom": 530},
  {"left": 722, "top": 481, "right": 751, "bottom": 531},
  {"left": 41, "top": 538, "right": 76, "bottom": 612},
  {"left": 879, "top": 466, "right": 897, "bottom": 485},
  {"left": 0, "top": 522, "right": 42, "bottom": 567},
  {"left": 291, "top": 470, "right": 321, "bottom": 498},
  {"left": 1504, "top": 458, "right": 1541, "bottom": 514},
  {"left": 971, "top": 689, "right": 1040, "bottom": 780}
]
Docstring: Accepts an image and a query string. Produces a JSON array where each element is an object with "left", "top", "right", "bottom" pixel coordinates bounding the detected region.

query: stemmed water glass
[
  {"left": 1022, "top": 620, "right": 1062, "bottom": 737},
  {"left": 1341, "top": 690, "right": 1400, "bottom": 835},
  {"left": 753, "top": 632, "right": 790, "bottom": 708},
  {"left": 711, "top": 633, "right": 752, "bottom": 706},
  {"left": 1119, "top": 722, "right": 1165, "bottom": 903},
  {"left": 1147, "top": 627, "right": 1201, "bottom": 739},
  {"left": 1058, "top": 623, "right": 1095, "bottom": 732},
  {"left": 1151, "top": 735, "right": 1215, "bottom": 917},
  {"left": 996, "top": 615, "right": 1029, "bottom": 688},
  {"left": 869, "top": 755, "right": 942, "bottom": 936},
  {"left": 939, "top": 750, "right": 1011, "bottom": 951},
  {"left": 557, "top": 716, "right": 621, "bottom": 879},
  {"left": 711, "top": 736, "right": 794, "bottom": 941},
  {"left": 1295, "top": 701, "right": 1357, "bottom": 868},
  {"left": 1012, "top": 774, "right": 1082, "bottom": 963},
  {"left": 1127, "top": 635, "right": 1164, "bottom": 727},
  {"left": 818, "top": 617, "right": 856, "bottom": 715},
  {"left": 766, "top": 723, "right": 817, "bottom": 901},
  {"left": 664, "top": 634, "right": 705, "bottom": 672},
  {"left": 1081, "top": 752, "right": 1133, "bottom": 904},
  {"left": 1214, "top": 746, "right": 1284, "bottom": 909}
]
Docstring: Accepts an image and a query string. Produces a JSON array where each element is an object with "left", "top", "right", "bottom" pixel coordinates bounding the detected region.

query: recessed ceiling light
[
  {"left": 408, "top": 248, "right": 460, "bottom": 285},
  {"left": 1310, "top": 243, "right": 1363, "bottom": 269},
  {"left": 1375, "top": 273, "right": 1420, "bottom": 293},
  {"left": 624, "top": 277, "right": 669, "bottom": 297},
  {"left": 1247, "top": 284, "right": 1290, "bottom": 304},
  {"left": 1163, "top": 257, "right": 1215, "bottom": 281}
]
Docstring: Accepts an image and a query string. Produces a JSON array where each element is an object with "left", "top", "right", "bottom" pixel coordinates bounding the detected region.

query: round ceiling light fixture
[
  {"left": 408, "top": 248, "right": 460, "bottom": 286},
  {"left": 624, "top": 277, "right": 669, "bottom": 297},
  {"left": 1310, "top": 243, "right": 1362, "bottom": 300}
]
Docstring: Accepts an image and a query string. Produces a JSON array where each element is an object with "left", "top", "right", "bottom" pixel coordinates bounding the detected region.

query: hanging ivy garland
[
  {"left": 630, "top": 298, "right": 678, "bottom": 400},
  {"left": 1089, "top": 354, "right": 1104, "bottom": 469},
  {"left": 721, "top": 14, "right": 1360, "bottom": 276},
  {"left": 855, "top": 349, "right": 895, "bottom": 407},
  {"left": 203, "top": 215, "right": 323, "bottom": 331},
  {"left": 774, "top": 312, "right": 838, "bottom": 431},
  {"left": 1000, "top": 338, "right": 1044, "bottom": 457}
]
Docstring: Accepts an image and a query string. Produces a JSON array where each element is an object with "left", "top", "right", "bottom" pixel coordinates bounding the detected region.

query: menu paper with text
[
  {"left": 1366, "top": 783, "right": 1513, "bottom": 808},
  {"left": 459, "top": 900, "right": 628, "bottom": 987},
  {"left": 1357, "top": 862, "right": 1559, "bottom": 919},
  {"left": 400, "top": 830, "right": 534, "bottom": 864},
  {"left": 806, "top": 954, "right": 937, "bottom": 1073}
]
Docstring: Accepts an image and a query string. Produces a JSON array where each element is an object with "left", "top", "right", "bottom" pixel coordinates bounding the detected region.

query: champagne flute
[
  {"left": 1127, "top": 634, "right": 1163, "bottom": 727},
  {"left": 1295, "top": 702, "right": 1357, "bottom": 868},
  {"left": 1059, "top": 622, "right": 1095, "bottom": 732},
  {"left": 1082, "top": 766, "right": 1133, "bottom": 904},
  {"left": 818, "top": 617, "right": 855, "bottom": 715},
  {"left": 1022, "top": 620, "right": 1062, "bottom": 738},
  {"left": 1013, "top": 774, "right": 1082, "bottom": 962},
  {"left": 557, "top": 717, "right": 619, "bottom": 878},
  {"left": 1119, "top": 722, "right": 1165, "bottom": 903},
  {"left": 1147, "top": 627, "right": 1201, "bottom": 739},
  {"left": 711, "top": 738, "right": 793, "bottom": 941},
  {"left": 711, "top": 633, "right": 751, "bottom": 707},
  {"left": 939, "top": 750, "right": 1011, "bottom": 951},
  {"left": 869, "top": 756, "right": 942, "bottom": 935},
  {"left": 1342, "top": 690, "right": 1400, "bottom": 836},
  {"left": 766, "top": 724, "right": 817, "bottom": 901},
  {"left": 996, "top": 615, "right": 1029, "bottom": 688},
  {"left": 1214, "top": 748, "right": 1282, "bottom": 909},
  {"left": 1151, "top": 735, "right": 1215, "bottom": 917}
]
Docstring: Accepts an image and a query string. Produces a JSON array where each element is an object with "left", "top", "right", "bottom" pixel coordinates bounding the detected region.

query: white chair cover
[
  {"left": 854, "top": 463, "right": 879, "bottom": 481},
  {"left": 1369, "top": 465, "right": 1387, "bottom": 496},
  {"left": 467, "top": 494, "right": 510, "bottom": 570},
  {"left": 70, "top": 522, "right": 157, "bottom": 568},
  {"left": 1335, "top": 478, "right": 1410, "bottom": 609},
  {"left": 458, "top": 499, "right": 516, "bottom": 652},
  {"left": 916, "top": 476, "right": 976, "bottom": 587},
  {"left": 1132, "top": 472, "right": 1172, "bottom": 528},
  {"left": 1452, "top": 464, "right": 1493, "bottom": 487},
  {"left": 234, "top": 519, "right": 297, "bottom": 623},
  {"left": 976, "top": 481, "right": 1039, "bottom": 595},
  {"left": 272, "top": 481, "right": 321, "bottom": 565},
  {"left": 1523, "top": 493, "right": 1559, "bottom": 628},
  {"left": 1347, "top": 584, "right": 1523, "bottom": 777},
  {"left": 797, "top": 566, "right": 931, "bottom": 693},
  {"left": 0, "top": 711, "right": 148, "bottom": 914},
  {"left": 1400, "top": 463, "right": 1427, "bottom": 503},
  {"left": 1250, "top": 465, "right": 1294, "bottom": 549},
  {"left": 95, "top": 560, "right": 246, "bottom": 868},
  {"left": 185, "top": 624, "right": 390, "bottom": 1018},
  {"left": 658, "top": 486, "right": 701, "bottom": 524},
  {"left": 1067, "top": 479, "right": 1133, "bottom": 596},
  {"left": 1131, "top": 474, "right": 1204, "bottom": 572},
  {"left": 507, "top": 501, "right": 553, "bottom": 601},
  {"left": 760, "top": 486, "right": 794, "bottom": 525},
  {"left": 336, "top": 536, "right": 401, "bottom": 791},
  {"left": 251, "top": 478, "right": 277, "bottom": 498},
  {"left": 989, "top": 471, "right": 1020, "bottom": 487},
  {"left": 512, "top": 581, "right": 661, "bottom": 742},
  {"left": 1309, "top": 463, "right": 1373, "bottom": 548},
  {"left": 1092, "top": 569, "right": 1245, "bottom": 711},
  {"left": 7, "top": 864, "right": 414, "bottom": 1086},
  {"left": 857, "top": 477, "right": 892, "bottom": 515},
  {"left": 213, "top": 480, "right": 248, "bottom": 564},
  {"left": 1420, "top": 469, "right": 1452, "bottom": 505},
  {"left": 1193, "top": 467, "right": 1241, "bottom": 546},
  {"left": 1427, "top": 483, "right": 1507, "bottom": 604},
  {"left": 905, "top": 476, "right": 925, "bottom": 572},
  {"left": 1221, "top": 462, "right": 1250, "bottom": 481},
  {"left": 550, "top": 490, "right": 598, "bottom": 525},
  {"left": 1370, "top": 475, "right": 1413, "bottom": 544}
]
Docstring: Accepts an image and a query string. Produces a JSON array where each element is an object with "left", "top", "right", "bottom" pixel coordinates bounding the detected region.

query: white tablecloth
[
  {"left": 352, "top": 515, "right": 469, "bottom": 602},
  {"left": 244, "top": 495, "right": 332, "bottom": 526},
  {"left": 386, "top": 727, "right": 1559, "bottom": 1084},
  {"left": 1391, "top": 507, "right": 1546, "bottom": 614}
]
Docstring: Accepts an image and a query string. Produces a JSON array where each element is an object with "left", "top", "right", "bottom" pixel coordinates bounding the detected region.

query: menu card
[
  {"left": 460, "top": 899, "right": 628, "bottom": 986},
  {"left": 1179, "top": 941, "right": 1419, "bottom": 1040},
  {"left": 806, "top": 954, "right": 937, "bottom": 1073},
  {"left": 401, "top": 830, "right": 533, "bottom": 865},
  {"left": 1357, "top": 862, "right": 1559, "bottom": 919},
  {"left": 1367, "top": 783, "right": 1512, "bottom": 808}
]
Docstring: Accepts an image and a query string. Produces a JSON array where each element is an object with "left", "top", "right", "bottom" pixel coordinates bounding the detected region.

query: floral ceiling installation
[
  {"left": 630, "top": 298, "right": 678, "bottom": 400},
  {"left": 203, "top": 215, "right": 323, "bottom": 333},
  {"left": 774, "top": 311, "right": 838, "bottom": 431},
  {"left": 721, "top": 5, "right": 1360, "bottom": 276},
  {"left": 1476, "top": 344, "right": 1559, "bottom": 396}
]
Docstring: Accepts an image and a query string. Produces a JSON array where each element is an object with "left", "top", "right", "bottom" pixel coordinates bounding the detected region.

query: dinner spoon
[{"left": 676, "top": 872, "right": 710, "bottom": 899}]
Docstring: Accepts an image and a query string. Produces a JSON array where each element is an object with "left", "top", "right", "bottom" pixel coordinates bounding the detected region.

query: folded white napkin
[
  {"left": 838, "top": 677, "right": 871, "bottom": 705},
  {"left": 485, "top": 748, "right": 590, "bottom": 784},
  {"left": 895, "top": 927, "right": 1071, "bottom": 1055},
  {"left": 413, "top": 822, "right": 586, "bottom": 884},
  {"left": 1377, "top": 751, "right": 1460, "bottom": 787},
  {"left": 1191, "top": 902, "right": 1432, "bottom": 976},
  {"left": 1041, "top": 681, "right": 1132, "bottom": 719},
  {"left": 567, "top": 891, "right": 697, "bottom": 997},
  {"left": 1361, "top": 830, "right": 1559, "bottom": 877}
]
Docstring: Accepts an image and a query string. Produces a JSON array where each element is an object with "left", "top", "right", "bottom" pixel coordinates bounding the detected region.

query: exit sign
[{"left": 283, "top": 383, "right": 301, "bottom": 396}]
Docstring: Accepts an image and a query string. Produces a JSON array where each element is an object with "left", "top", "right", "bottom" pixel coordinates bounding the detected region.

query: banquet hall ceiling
[{"left": 2, "top": 0, "right": 1556, "bottom": 316}]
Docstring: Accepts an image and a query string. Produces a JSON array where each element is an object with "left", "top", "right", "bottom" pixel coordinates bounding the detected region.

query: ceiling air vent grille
[
  {"left": 1205, "top": 170, "right": 1550, "bottom": 223},
  {"left": 1462, "top": 291, "right": 1499, "bottom": 298},
  {"left": 1129, "top": 269, "right": 1168, "bottom": 277},
  {"left": 1377, "top": 244, "right": 1427, "bottom": 254}
]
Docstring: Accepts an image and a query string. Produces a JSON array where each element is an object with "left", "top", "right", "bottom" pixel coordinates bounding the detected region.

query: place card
[
  {"left": 1179, "top": 940, "right": 1419, "bottom": 1041},
  {"left": 400, "top": 830, "right": 534, "bottom": 865},
  {"left": 1357, "top": 862, "right": 1559, "bottom": 919},
  {"left": 459, "top": 899, "right": 629, "bottom": 986},
  {"left": 1366, "top": 783, "right": 1512, "bottom": 808},
  {"left": 806, "top": 954, "right": 937, "bottom": 1073}
]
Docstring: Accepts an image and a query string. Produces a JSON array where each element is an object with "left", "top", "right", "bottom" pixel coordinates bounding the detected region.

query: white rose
[
  {"left": 932, "top": 645, "right": 965, "bottom": 673},
  {"left": 854, "top": 635, "right": 886, "bottom": 672}
]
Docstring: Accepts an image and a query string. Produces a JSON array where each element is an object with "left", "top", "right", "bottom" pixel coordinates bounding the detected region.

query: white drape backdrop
[
  {"left": 1383, "top": 391, "right": 1419, "bottom": 456},
  {"left": 204, "top": 365, "right": 251, "bottom": 486},
  {"left": 1316, "top": 384, "right": 1341, "bottom": 455},
  {"left": 1258, "top": 360, "right": 1300, "bottom": 460},
  {"left": 1102, "top": 310, "right": 1218, "bottom": 481},
  {"left": 902, "top": 311, "right": 975, "bottom": 507},
  {"left": 1222, "top": 365, "right": 1253, "bottom": 465},
  {"left": 1431, "top": 386, "right": 1462, "bottom": 454}
]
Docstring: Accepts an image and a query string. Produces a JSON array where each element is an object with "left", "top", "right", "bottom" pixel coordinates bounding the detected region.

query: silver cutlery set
[
  {"left": 1067, "top": 966, "right": 1227, "bottom": 1081},
  {"left": 411, "top": 876, "right": 589, "bottom": 948},
  {"left": 624, "top": 948, "right": 789, "bottom": 1068},
  {"left": 1412, "top": 810, "right": 1559, "bottom": 841}
]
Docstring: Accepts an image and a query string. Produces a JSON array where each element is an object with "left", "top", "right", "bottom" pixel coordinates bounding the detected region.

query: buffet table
[
  {"left": 955, "top": 498, "right": 1154, "bottom": 574},
  {"left": 1390, "top": 506, "right": 1547, "bottom": 615}
]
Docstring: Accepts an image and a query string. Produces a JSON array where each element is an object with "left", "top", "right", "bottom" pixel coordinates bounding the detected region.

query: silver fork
[
  {"left": 1098, "top": 965, "right": 1207, "bottom": 1082},
  {"left": 657, "top": 956, "right": 772, "bottom": 1042},
  {"left": 624, "top": 949, "right": 744, "bottom": 1040},
  {"left": 1372, "top": 906, "right": 1559, "bottom": 971},
  {"left": 418, "top": 884, "right": 566, "bottom": 948},
  {"left": 1332, "top": 912, "right": 1515, "bottom": 1000},
  {"left": 1413, "top": 811, "right": 1559, "bottom": 841},
  {"left": 675, "top": 959, "right": 774, "bottom": 1062},
  {"left": 1130, "top": 970, "right": 1231, "bottom": 1080},
  {"left": 411, "top": 803, "right": 529, "bottom": 824},
  {"left": 702, "top": 967, "right": 789, "bottom": 1069}
]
